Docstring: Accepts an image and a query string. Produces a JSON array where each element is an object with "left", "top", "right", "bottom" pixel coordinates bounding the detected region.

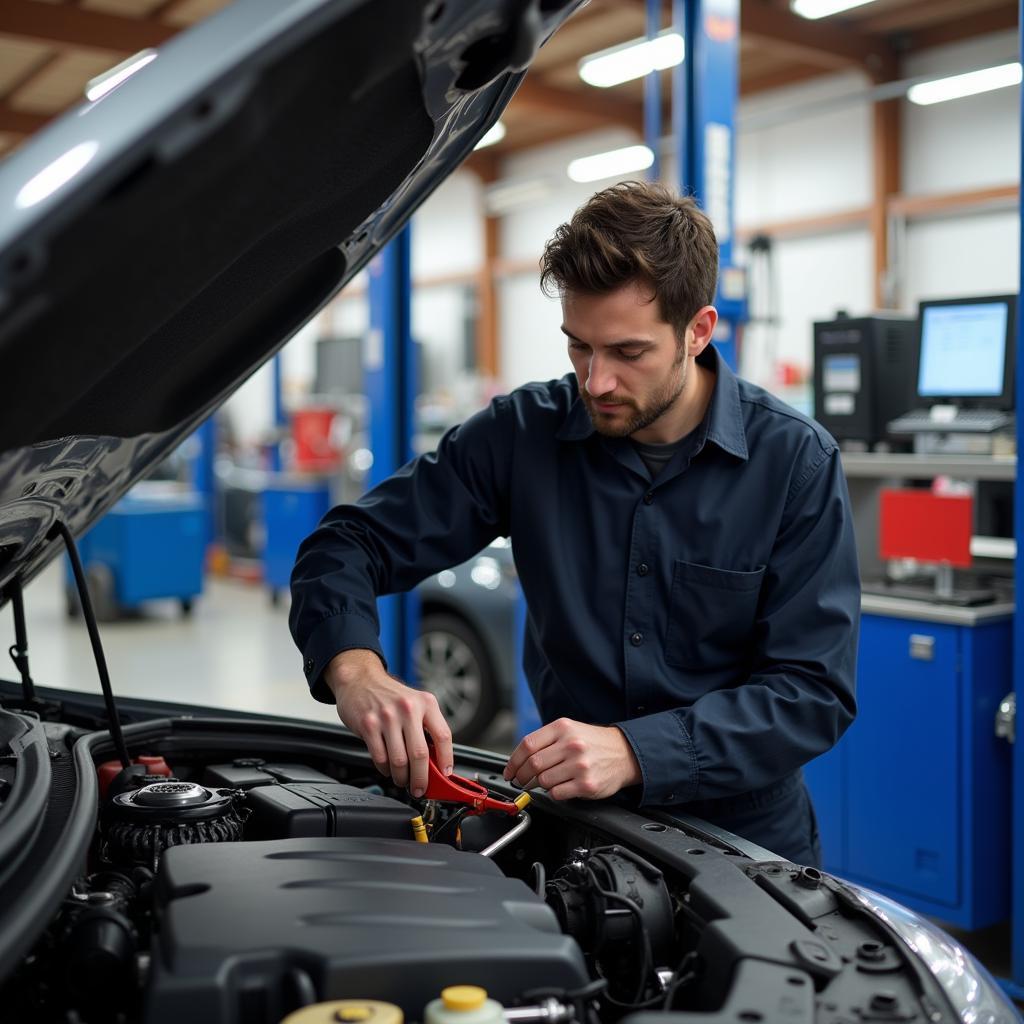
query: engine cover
[{"left": 146, "top": 836, "right": 589, "bottom": 1024}]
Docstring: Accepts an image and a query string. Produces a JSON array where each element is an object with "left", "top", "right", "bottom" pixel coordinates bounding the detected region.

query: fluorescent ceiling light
[
  {"left": 908, "top": 62, "right": 1022, "bottom": 105},
  {"left": 474, "top": 121, "right": 506, "bottom": 150},
  {"left": 790, "top": 0, "right": 877, "bottom": 18},
  {"left": 16, "top": 141, "right": 100, "bottom": 209},
  {"left": 567, "top": 145, "right": 654, "bottom": 183},
  {"left": 579, "top": 31, "right": 684, "bottom": 88},
  {"left": 85, "top": 49, "right": 158, "bottom": 102}
]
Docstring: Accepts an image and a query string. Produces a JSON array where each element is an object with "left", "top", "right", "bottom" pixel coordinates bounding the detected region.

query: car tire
[{"left": 414, "top": 612, "right": 498, "bottom": 745}]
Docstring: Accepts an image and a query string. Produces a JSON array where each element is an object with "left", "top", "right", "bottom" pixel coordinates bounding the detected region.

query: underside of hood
[{"left": 0, "top": 0, "right": 577, "bottom": 600}]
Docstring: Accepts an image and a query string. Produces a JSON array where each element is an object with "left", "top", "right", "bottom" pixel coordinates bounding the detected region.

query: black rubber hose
[{"left": 52, "top": 521, "right": 130, "bottom": 769}]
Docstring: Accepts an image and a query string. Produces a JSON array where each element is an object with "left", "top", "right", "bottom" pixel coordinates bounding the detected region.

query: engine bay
[{"left": 0, "top": 707, "right": 959, "bottom": 1024}]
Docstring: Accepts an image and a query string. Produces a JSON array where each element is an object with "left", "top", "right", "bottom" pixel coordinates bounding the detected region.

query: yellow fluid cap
[
  {"left": 441, "top": 986, "right": 488, "bottom": 1012},
  {"left": 279, "top": 1001, "right": 403, "bottom": 1024},
  {"left": 410, "top": 815, "right": 429, "bottom": 843},
  {"left": 514, "top": 792, "right": 532, "bottom": 811}
]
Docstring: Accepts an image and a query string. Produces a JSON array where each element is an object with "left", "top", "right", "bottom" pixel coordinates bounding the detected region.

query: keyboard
[{"left": 887, "top": 408, "right": 1014, "bottom": 435}]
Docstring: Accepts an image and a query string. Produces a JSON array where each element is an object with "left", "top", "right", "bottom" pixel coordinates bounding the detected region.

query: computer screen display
[{"left": 917, "top": 300, "right": 1009, "bottom": 398}]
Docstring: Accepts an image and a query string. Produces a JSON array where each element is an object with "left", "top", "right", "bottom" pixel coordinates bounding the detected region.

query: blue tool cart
[
  {"left": 805, "top": 596, "right": 1013, "bottom": 931},
  {"left": 66, "top": 485, "right": 205, "bottom": 621}
]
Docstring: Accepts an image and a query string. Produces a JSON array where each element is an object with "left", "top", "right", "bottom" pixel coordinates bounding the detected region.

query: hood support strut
[
  {"left": 8, "top": 581, "right": 34, "bottom": 700},
  {"left": 51, "top": 521, "right": 131, "bottom": 770}
]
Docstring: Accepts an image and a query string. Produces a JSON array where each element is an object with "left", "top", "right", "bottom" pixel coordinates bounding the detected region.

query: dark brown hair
[{"left": 540, "top": 180, "right": 719, "bottom": 340}]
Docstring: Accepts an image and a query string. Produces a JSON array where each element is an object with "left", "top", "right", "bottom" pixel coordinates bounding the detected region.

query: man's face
[{"left": 562, "top": 281, "right": 688, "bottom": 439}]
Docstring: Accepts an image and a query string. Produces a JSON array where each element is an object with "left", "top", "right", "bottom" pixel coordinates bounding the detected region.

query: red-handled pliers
[{"left": 423, "top": 748, "right": 521, "bottom": 816}]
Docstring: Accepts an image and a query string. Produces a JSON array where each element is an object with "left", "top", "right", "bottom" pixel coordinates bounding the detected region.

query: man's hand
[
  {"left": 324, "top": 649, "right": 454, "bottom": 797},
  {"left": 503, "top": 718, "right": 641, "bottom": 800}
]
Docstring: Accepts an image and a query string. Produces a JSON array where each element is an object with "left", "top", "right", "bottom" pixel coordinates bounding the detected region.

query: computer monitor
[{"left": 915, "top": 294, "right": 1016, "bottom": 409}]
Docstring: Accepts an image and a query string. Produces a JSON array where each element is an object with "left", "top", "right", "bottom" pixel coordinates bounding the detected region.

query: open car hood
[{"left": 0, "top": 0, "right": 575, "bottom": 600}]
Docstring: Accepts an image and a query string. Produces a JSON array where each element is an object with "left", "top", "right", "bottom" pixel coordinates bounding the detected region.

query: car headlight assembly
[{"left": 842, "top": 881, "right": 1021, "bottom": 1024}]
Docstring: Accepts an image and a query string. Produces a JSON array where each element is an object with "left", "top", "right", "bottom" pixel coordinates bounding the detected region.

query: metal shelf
[{"left": 840, "top": 452, "right": 1017, "bottom": 481}]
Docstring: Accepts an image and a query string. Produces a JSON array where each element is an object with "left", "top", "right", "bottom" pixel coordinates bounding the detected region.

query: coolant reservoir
[
  {"left": 424, "top": 986, "right": 504, "bottom": 1024},
  {"left": 279, "top": 1000, "right": 403, "bottom": 1024}
]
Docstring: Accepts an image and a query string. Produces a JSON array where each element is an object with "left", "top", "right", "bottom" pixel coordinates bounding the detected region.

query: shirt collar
[{"left": 555, "top": 345, "right": 749, "bottom": 461}]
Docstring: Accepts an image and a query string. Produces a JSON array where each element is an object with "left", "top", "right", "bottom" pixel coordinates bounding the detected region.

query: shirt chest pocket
[{"left": 665, "top": 560, "right": 767, "bottom": 671}]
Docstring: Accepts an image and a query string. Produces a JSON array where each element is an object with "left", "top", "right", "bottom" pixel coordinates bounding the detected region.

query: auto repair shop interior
[{"left": 1, "top": 0, "right": 1024, "bottom": 1022}]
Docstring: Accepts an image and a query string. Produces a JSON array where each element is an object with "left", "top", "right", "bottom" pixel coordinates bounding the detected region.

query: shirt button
[
  {"left": 304, "top": 658, "right": 314, "bottom": 674},
  {"left": 630, "top": 632, "right": 644, "bottom": 647},
  {"left": 637, "top": 562, "right": 649, "bottom": 576},
  {"left": 667, "top": 793, "right": 676, "bottom": 803},
  {"left": 643, "top": 492, "right": 654, "bottom": 505},
  {"left": 636, "top": 705, "right": 646, "bottom": 714}
]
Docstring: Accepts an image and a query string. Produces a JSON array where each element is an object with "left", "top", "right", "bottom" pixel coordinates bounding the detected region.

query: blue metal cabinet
[
  {"left": 847, "top": 617, "right": 961, "bottom": 907},
  {"left": 69, "top": 489, "right": 206, "bottom": 616},
  {"left": 262, "top": 476, "right": 332, "bottom": 599},
  {"left": 802, "top": 728, "right": 844, "bottom": 873},
  {"left": 805, "top": 608, "right": 1012, "bottom": 930}
]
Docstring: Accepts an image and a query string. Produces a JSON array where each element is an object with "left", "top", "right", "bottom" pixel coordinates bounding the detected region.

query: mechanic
[{"left": 289, "top": 180, "right": 860, "bottom": 866}]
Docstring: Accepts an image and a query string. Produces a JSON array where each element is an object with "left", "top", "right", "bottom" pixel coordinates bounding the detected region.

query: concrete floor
[{"left": 8, "top": 562, "right": 1019, "bottom": 1004}]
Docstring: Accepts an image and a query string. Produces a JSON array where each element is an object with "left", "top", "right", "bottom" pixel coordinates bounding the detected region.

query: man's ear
[{"left": 686, "top": 306, "right": 718, "bottom": 356}]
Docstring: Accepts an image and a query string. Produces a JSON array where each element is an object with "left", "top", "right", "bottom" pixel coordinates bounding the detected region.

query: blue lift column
[
  {"left": 269, "top": 353, "right": 286, "bottom": 473},
  {"left": 366, "top": 227, "right": 419, "bottom": 680},
  {"left": 1011, "top": 0, "right": 1024, "bottom": 998},
  {"left": 644, "top": 0, "right": 663, "bottom": 182},
  {"left": 672, "top": 0, "right": 746, "bottom": 370},
  {"left": 189, "top": 416, "right": 217, "bottom": 553}
]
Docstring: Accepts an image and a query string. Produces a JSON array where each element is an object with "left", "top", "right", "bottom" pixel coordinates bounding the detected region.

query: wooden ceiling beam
[
  {"left": 740, "top": 64, "right": 830, "bottom": 95},
  {"left": 740, "top": 0, "right": 895, "bottom": 75},
  {"left": 0, "top": 104, "right": 49, "bottom": 135},
  {"left": 903, "top": 2, "right": 1017, "bottom": 51},
  {"left": 862, "top": 0, "right": 1008, "bottom": 35},
  {"left": 1, "top": 51, "right": 65, "bottom": 105},
  {"left": 0, "top": 0, "right": 175, "bottom": 52},
  {"left": 510, "top": 77, "right": 642, "bottom": 129}
]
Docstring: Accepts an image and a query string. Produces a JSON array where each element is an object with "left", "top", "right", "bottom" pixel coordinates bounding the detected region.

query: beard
[{"left": 583, "top": 350, "right": 688, "bottom": 438}]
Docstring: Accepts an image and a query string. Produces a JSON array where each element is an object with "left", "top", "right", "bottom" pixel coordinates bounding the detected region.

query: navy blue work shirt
[{"left": 290, "top": 346, "right": 860, "bottom": 807}]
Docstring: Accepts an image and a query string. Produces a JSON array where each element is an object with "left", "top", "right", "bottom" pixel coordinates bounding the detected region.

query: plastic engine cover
[{"left": 146, "top": 836, "right": 589, "bottom": 1024}]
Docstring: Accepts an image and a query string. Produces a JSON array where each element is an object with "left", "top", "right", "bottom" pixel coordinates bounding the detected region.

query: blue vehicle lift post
[
  {"left": 367, "top": 227, "right": 419, "bottom": 680},
  {"left": 1010, "top": 0, "right": 1024, "bottom": 999},
  {"left": 644, "top": 0, "right": 663, "bottom": 183},
  {"left": 189, "top": 416, "right": 218, "bottom": 554},
  {"left": 672, "top": 0, "right": 745, "bottom": 370},
  {"left": 269, "top": 353, "right": 286, "bottom": 473}
]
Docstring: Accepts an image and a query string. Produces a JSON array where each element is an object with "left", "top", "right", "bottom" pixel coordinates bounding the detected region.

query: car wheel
[{"left": 413, "top": 612, "right": 498, "bottom": 745}]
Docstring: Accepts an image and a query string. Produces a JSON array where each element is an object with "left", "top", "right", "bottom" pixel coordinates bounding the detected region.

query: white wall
[
  {"left": 898, "top": 30, "right": 1020, "bottom": 315},
  {"left": 736, "top": 71, "right": 872, "bottom": 225},
  {"left": 903, "top": 30, "right": 1019, "bottom": 196}
]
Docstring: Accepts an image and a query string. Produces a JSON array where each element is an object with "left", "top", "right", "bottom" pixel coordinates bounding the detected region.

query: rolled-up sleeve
[
  {"left": 617, "top": 447, "right": 860, "bottom": 806},
  {"left": 289, "top": 397, "right": 514, "bottom": 702}
]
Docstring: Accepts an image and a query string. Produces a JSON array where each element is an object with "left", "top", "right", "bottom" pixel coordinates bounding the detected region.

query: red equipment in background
[
  {"left": 292, "top": 406, "right": 342, "bottom": 471},
  {"left": 879, "top": 489, "right": 973, "bottom": 568}
]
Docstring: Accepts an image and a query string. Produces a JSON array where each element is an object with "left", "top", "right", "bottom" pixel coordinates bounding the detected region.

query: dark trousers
[{"left": 668, "top": 770, "right": 822, "bottom": 867}]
